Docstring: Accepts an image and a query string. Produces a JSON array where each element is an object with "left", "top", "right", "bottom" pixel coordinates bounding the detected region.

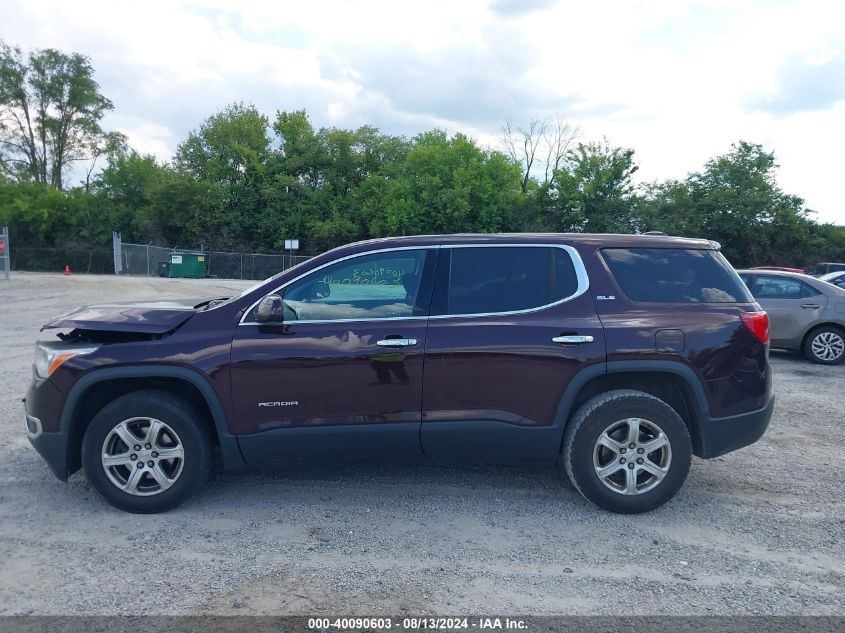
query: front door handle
[
  {"left": 800, "top": 304, "right": 821, "bottom": 309},
  {"left": 376, "top": 338, "right": 418, "bottom": 347},
  {"left": 552, "top": 335, "right": 594, "bottom": 344}
]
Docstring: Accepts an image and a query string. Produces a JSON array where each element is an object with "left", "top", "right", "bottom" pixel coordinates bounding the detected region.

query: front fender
[{"left": 59, "top": 365, "right": 246, "bottom": 472}]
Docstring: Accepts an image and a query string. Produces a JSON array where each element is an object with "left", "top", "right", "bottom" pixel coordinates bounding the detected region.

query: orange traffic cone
[{"left": 64, "top": 264, "right": 71, "bottom": 275}]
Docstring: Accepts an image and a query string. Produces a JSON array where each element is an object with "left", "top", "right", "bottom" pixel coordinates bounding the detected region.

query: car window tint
[
  {"left": 751, "top": 275, "right": 810, "bottom": 299},
  {"left": 554, "top": 248, "right": 579, "bottom": 300},
  {"left": 446, "top": 247, "right": 553, "bottom": 315},
  {"left": 602, "top": 248, "right": 753, "bottom": 303},
  {"left": 281, "top": 250, "right": 429, "bottom": 321},
  {"left": 801, "top": 283, "right": 821, "bottom": 298}
]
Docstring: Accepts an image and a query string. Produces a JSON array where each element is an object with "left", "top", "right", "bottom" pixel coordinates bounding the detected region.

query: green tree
[
  {"left": 0, "top": 181, "right": 71, "bottom": 245},
  {"left": 637, "top": 141, "right": 818, "bottom": 267},
  {"left": 2, "top": 42, "right": 844, "bottom": 277},
  {"left": 548, "top": 140, "right": 638, "bottom": 233},
  {"left": 0, "top": 41, "right": 123, "bottom": 189},
  {"left": 268, "top": 111, "right": 411, "bottom": 251},
  {"left": 361, "top": 130, "right": 522, "bottom": 237},
  {"left": 267, "top": 110, "right": 329, "bottom": 249},
  {"left": 635, "top": 179, "right": 701, "bottom": 236},
  {"left": 92, "top": 151, "right": 174, "bottom": 241},
  {"left": 174, "top": 103, "right": 270, "bottom": 249},
  {"left": 690, "top": 141, "right": 811, "bottom": 265},
  {"left": 310, "top": 125, "right": 410, "bottom": 247}
]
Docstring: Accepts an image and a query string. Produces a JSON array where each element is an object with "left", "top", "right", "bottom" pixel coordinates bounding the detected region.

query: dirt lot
[{"left": 0, "top": 273, "right": 843, "bottom": 615}]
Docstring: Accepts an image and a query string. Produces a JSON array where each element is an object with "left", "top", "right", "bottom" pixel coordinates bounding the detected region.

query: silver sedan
[{"left": 738, "top": 269, "right": 845, "bottom": 364}]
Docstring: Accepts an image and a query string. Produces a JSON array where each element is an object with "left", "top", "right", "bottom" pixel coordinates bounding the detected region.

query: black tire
[
  {"left": 562, "top": 389, "right": 692, "bottom": 514},
  {"left": 81, "top": 390, "right": 213, "bottom": 513},
  {"left": 802, "top": 326, "right": 845, "bottom": 365}
]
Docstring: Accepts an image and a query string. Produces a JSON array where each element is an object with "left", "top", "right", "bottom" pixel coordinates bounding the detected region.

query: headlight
[{"left": 34, "top": 343, "right": 99, "bottom": 379}]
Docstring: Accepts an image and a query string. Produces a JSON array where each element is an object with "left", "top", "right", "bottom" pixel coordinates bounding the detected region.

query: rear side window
[
  {"left": 750, "top": 275, "right": 820, "bottom": 299},
  {"left": 447, "top": 247, "right": 549, "bottom": 314},
  {"left": 438, "top": 246, "right": 580, "bottom": 316},
  {"left": 602, "top": 248, "right": 753, "bottom": 303}
]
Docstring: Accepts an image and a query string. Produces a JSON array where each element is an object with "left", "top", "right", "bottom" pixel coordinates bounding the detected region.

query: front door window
[{"left": 281, "top": 250, "right": 429, "bottom": 322}]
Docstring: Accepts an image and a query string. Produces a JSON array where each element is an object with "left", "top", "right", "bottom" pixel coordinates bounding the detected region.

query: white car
[{"left": 820, "top": 271, "right": 845, "bottom": 290}]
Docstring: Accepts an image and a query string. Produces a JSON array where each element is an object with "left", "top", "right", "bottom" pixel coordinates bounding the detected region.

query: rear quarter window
[{"left": 601, "top": 248, "right": 753, "bottom": 303}]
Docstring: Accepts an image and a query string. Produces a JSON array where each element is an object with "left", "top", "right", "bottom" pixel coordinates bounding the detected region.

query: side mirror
[
  {"left": 255, "top": 294, "right": 283, "bottom": 323},
  {"left": 312, "top": 280, "right": 331, "bottom": 300}
]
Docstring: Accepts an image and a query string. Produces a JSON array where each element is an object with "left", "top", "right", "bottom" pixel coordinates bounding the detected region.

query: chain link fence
[
  {"left": 7, "top": 246, "right": 113, "bottom": 274},
  {"left": 203, "top": 250, "right": 312, "bottom": 280},
  {"left": 118, "top": 241, "right": 312, "bottom": 280}
]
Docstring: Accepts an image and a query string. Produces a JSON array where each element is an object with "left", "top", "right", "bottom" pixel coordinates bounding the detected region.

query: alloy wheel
[
  {"left": 101, "top": 417, "right": 185, "bottom": 496},
  {"left": 811, "top": 331, "right": 845, "bottom": 362},
  {"left": 592, "top": 417, "right": 672, "bottom": 495}
]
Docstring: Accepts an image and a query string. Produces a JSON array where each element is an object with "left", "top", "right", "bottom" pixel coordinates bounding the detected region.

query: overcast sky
[{"left": 3, "top": 0, "right": 844, "bottom": 224}]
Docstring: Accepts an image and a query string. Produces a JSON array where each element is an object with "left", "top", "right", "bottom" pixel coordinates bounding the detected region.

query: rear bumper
[{"left": 696, "top": 394, "right": 775, "bottom": 458}]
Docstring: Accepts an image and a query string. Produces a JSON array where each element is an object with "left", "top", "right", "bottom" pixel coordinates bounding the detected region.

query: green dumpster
[{"left": 162, "top": 252, "right": 207, "bottom": 278}]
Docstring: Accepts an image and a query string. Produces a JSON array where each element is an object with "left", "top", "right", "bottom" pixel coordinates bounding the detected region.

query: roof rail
[{"left": 643, "top": 231, "right": 667, "bottom": 236}]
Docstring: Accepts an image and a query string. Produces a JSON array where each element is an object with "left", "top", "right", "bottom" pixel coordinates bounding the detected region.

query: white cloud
[
  {"left": 110, "top": 119, "right": 177, "bottom": 159},
  {"left": 2, "top": 0, "right": 843, "bottom": 223}
]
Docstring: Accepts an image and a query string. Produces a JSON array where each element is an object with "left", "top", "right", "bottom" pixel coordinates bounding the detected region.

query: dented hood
[{"left": 41, "top": 300, "right": 199, "bottom": 334}]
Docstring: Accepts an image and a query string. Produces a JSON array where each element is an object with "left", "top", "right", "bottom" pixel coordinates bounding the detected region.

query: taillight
[{"left": 741, "top": 311, "right": 769, "bottom": 344}]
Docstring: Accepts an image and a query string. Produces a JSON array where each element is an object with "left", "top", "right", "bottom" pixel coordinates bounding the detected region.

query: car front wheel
[
  {"left": 562, "top": 389, "right": 692, "bottom": 514},
  {"left": 81, "top": 390, "right": 212, "bottom": 513}
]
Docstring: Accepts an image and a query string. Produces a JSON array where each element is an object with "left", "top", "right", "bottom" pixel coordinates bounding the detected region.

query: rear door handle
[
  {"left": 552, "top": 335, "right": 594, "bottom": 344},
  {"left": 376, "top": 338, "right": 418, "bottom": 347},
  {"left": 800, "top": 304, "right": 821, "bottom": 309}
]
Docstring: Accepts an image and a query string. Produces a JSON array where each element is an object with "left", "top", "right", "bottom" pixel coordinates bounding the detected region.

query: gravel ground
[{"left": 0, "top": 273, "right": 843, "bottom": 615}]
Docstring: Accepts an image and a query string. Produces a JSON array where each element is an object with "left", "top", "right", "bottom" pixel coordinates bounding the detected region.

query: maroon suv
[{"left": 25, "top": 233, "right": 774, "bottom": 514}]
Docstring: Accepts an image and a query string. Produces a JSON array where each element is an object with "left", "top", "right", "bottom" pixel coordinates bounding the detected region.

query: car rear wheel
[
  {"left": 562, "top": 389, "right": 692, "bottom": 514},
  {"left": 81, "top": 390, "right": 212, "bottom": 513},
  {"left": 803, "top": 326, "right": 845, "bottom": 365}
]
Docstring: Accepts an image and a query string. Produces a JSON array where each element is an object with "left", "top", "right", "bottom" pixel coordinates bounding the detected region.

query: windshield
[
  {"left": 237, "top": 274, "right": 284, "bottom": 300},
  {"left": 208, "top": 257, "right": 316, "bottom": 309}
]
